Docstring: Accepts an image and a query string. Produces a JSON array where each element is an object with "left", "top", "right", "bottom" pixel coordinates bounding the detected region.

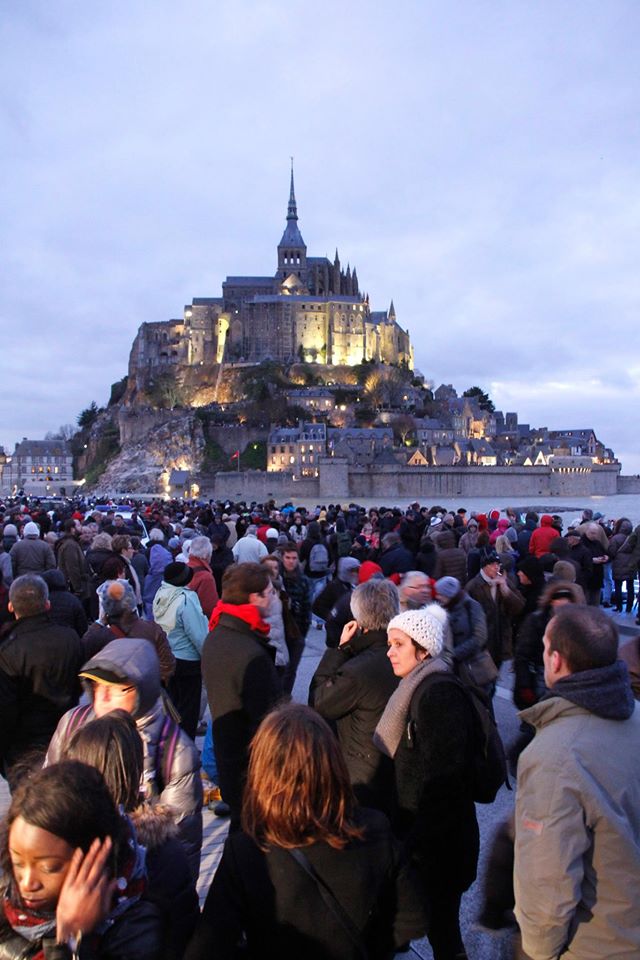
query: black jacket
[
  {"left": 393, "top": 672, "right": 480, "bottom": 895},
  {"left": 184, "top": 806, "right": 425, "bottom": 960},
  {"left": 378, "top": 543, "right": 414, "bottom": 578},
  {"left": 0, "top": 612, "right": 82, "bottom": 779},
  {"left": 309, "top": 629, "right": 398, "bottom": 812},
  {"left": 202, "top": 612, "right": 283, "bottom": 820},
  {"left": 40, "top": 569, "right": 88, "bottom": 636}
]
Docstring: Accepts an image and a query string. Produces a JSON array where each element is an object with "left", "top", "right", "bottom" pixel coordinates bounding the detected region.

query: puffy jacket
[
  {"left": 527, "top": 516, "right": 560, "bottom": 558},
  {"left": 46, "top": 638, "right": 202, "bottom": 881},
  {"left": 609, "top": 523, "right": 640, "bottom": 581},
  {"left": 9, "top": 537, "right": 55, "bottom": 577},
  {"left": 142, "top": 543, "right": 173, "bottom": 617},
  {"left": 153, "top": 583, "right": 208, "bottom": 662},
  {"left": 515, "top": 681, "right": 640, "bottom": 959},
  {"left": 40, "top": 568, "right": 88, "bottom": 636}
]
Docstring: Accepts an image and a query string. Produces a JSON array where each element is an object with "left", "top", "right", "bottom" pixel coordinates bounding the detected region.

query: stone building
[
  {"left": 2, "top": 439, "right": 74, "bottom": 495},
  {"left": 129, "top": 167, "right": 413, "bottom": 385}
]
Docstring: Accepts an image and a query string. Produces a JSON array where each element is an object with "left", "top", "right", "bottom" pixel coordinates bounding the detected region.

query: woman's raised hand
[{"left": 56, "top": 837, "right": 116, "bottom": 944}]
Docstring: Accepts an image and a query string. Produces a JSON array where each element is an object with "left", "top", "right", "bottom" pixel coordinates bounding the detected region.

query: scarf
[
  {"left": 480, "top": 568, "right": 498, "bottom": 600},
  {"left": 544, "top": 660, "right": 636, "bottom": 721},
  {"left": 373, "top": 655, "right": 450, "bottom": 758},
  {"left": 208, "top": 600, "right": 270, "bottom": 635}
]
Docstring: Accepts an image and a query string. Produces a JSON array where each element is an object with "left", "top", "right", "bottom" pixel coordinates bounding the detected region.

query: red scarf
[{"left": 208, "top": 600, "right": 270, "bottom": 635}]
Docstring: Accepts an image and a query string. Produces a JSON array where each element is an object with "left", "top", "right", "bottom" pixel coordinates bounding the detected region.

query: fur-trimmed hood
[{"left": 130, "top": 802, "right": 179, "bottom": 851}]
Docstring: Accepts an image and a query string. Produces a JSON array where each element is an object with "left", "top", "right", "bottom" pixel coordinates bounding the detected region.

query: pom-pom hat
[{"left": 387, "top": 603, "right": 448, "bottom": 658}]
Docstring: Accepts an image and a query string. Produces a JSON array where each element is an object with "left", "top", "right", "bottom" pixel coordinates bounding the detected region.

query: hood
[
  {"left": 80, "top": 637, "right": 161, "bottom": 719},
  {"left": 337, "top": 556, "right": 360, "bottom": 583},
  {"left": 540, "top": 514, "right": 554, "bottom": 527},
  {"left": 538, "top": 579, "right": 585, "bottom": 609},
  {"left": 40, "top": 568, "right": 68, "bottom": 591},
  {"left": 130, "top": 803, "right": 177, "bottom": 850},
  {"left": 152, "top": 583, "right": 185, "bottom": 633},
  {"left": 148, "top": 543, "right": 172, "bottom": 576}
]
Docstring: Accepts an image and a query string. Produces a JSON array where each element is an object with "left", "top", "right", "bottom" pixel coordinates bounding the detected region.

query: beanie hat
[
  {"left": 480, "top": 550, "right": 500, "bottom": 567},
  {"left": 97, "top": 579, "right": 137, "bottom": 616},
  {"left": 387, "top": 603, "right": 448, "bottom": 657},
  {"left": 266, "top": 528, "right": 279, "bottom": 540},
  {"left": 24, "top": 521, "right": 40, "bottom": 537},
  {"left": 2, "top": 524, "right": 18, "bottom": 538},
  {"left": 434, "top": 576, "right": 460, "bottom": 600},
  {"left": 358, "top": 561, "right": 383, "bottom": 584},
  {"left": 163, "top": 561, "right": 193, "bottom": 586}
]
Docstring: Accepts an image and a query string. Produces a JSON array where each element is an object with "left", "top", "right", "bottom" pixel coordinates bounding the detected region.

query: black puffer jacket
[
  {"left": 40, "top": 569, "right": 88, "bottom": 636},
  {"left": 309, "top": 629, "right": 399, "bottom": 812},
  {"left": 0, "top": 612, "right": 82, "bottom": 780}
]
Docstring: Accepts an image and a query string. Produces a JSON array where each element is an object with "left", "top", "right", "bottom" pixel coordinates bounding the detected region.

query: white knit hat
[
  {"left": 387, "top": 603, "right": 448, "bottom": 657},
  {"left": 23, "top": 521, "right": 40, "bottom": 537}
]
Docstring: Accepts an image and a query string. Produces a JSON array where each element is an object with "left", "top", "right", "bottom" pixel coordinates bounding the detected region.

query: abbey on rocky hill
[{"left": 129, "top": 165, "right": 413, "bottom": 377}]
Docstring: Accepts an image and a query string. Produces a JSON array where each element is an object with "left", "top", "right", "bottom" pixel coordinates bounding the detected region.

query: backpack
[
  {"left": 335, "top": 531, "right": 352, "bottom": 558},
  {"left": 409, "top": 673, "right": 509, "bottom": 804},
  {"left": 308, "top": 542, "right": 330, "bottom": 573}
]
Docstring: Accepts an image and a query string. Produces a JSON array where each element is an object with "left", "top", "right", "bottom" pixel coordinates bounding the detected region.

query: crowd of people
[{"left": 0, "top": 493, "right": 639, "bottom": 959}]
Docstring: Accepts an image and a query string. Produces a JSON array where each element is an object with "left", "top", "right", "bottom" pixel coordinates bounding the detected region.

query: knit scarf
[
  {"left": 373, "top": 655, "right": 450, "bottom": 758},
  {"left": 480, "top": 568, "right": 498, "bottom": 600},
  {"left": 208, "top": 601, "right": 270, "bottom": 635},
  {"left": 544, "top": 660, "right": 635, "bottom": 720}
]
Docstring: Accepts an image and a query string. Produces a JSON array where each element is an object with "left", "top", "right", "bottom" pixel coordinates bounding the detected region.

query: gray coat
[
  {"left": 515, "top": 695, "right": 640, "bottom": 959},
  {"left": 9, "top": 536, "right": 55, "bottom": 577}
]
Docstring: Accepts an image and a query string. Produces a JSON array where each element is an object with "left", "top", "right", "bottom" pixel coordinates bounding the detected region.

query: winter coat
[
  {"left": 378, "top": 542, "right": 415, "bottom": 578},
  {"left": 413, "top": 538, "right": 438, "bottom": 577},
  {"left": 309, "top": 629, "right": 399, "bottom": 812},
  {"left": 0, "top": 895, "right": 162, "bottom": 960},
  {"left": 620, "top": 638, "right": 640, "bottom": 699},
  {"left": 153, "top": 583, "right": 208, "bottom": 663},
  {"left": 0, "top": 612, "right": 82, "bottom": 779},
  {"left": 528, "top": 516, "right": 560, "bottom": 558},
  {"left": 609, "top": 524, "right": 640, "bottom": 581},
  {"left": 184, "top": 807, "right": 425, "bottom": 960},
  {"left": 281, "top": 569, "right": 313, "bottom": 638},
  {"left": 202, "top": 611, "right": 283, "bottom": 820},
  {"left": 0, "top": 551, "right": 12, "bottom": 588},
  {"left": 131, "top": 804, "right": 199, "bottom": 960},
  {"left": 392, "top": 672, "right": 480, "bottom": 895},
  {"left": 209, "top": 544, "right": 234, "bottom": 595},
  {"left": 466, "top": 573, "right": 524, "bottom": 666},
  {"left": 56, "top": 533, "right": 89, "bottom": 596},
  {"left": 40, "top": 569, "right": 88, "bottom": 637},
  {"left": 142, "top": 543, "right": 173, "bottom": 617},
  {"left": 445, "top": 592, "right": 488, "bottom": 663},
  {"left": 82, "top": 617, "right": 176, "bottom": 685},
  {"left": 433, "top": 532, "right": 468, "bottom": 583},
  {"left": 516, "top": 518, "right": 538, "bottom": 557},
  {"left": 187, "top": 556, "right": 219, "bottom": 619},
  {"left": 231, "top": 534, "right": 267, "bottom": 564},
  {"left": 46, "top": 638, "right": 202, "bottom": 881},
  {"left": 515, "top": 671, "right": 640, "bottom": 960},
  {"left": 9, "top": 537, "right": 55, "bottom": 577}
]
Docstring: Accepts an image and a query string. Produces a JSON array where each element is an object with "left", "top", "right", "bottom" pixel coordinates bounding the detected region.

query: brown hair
[
  {"left": 221, "top": 562, "right": 270, "bottom": 604},
  {"left": 242, "top": 703, "right": 364, "bottom": 851},
  {"left": 63, "top": 710, "right": 143, "bottom": 812},
  {"left": 546, "top": 604, "right": 618, "bottom": 672},
  {"left": 111, "top": 534, "right": 132, "bottom": 554}
]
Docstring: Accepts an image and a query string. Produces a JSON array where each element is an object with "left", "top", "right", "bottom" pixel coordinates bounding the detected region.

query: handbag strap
[{"left": 287, "top": 848, "right": 369, "bottom": 960}]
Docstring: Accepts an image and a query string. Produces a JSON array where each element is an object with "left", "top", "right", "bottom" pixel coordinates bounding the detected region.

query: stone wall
[
  {"left": 618, "top": 475, "right": 640, "bottom": 493},
  {"left": 204, "top": 470, "right": 318, "bottom": 502}
]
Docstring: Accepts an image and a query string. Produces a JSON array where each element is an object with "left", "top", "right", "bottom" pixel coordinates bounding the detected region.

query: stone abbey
[{"left": 129, "top": 167, "right": 413, "bottom": 376}]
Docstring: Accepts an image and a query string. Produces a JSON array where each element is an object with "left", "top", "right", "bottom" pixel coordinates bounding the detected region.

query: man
[
  {"left": 202, "top": 562, "right": 283, "bottom": 826},
  {"left": 398, "top": 570, "right": 432, "bottom": 611},
  {"left": 55, "top": 518, "right": 90, "bottom": 602},
  {"left": 279, "top": 542, "right": 313, "bottom": 642},
  {"left": 9, "top": 521, "right": 56, "bottom": 578},
  {"left": 466, "top": 551, "right": 524, "bottom": 671},
  {"left": 46, "top": 636, "right": 203, "bottom": 881},
  {"left": 514, "top": 605, "right": 640, "bottom": 959},
  {"left": 231, "top": 524, "right": 267, "bottom": 564},
  {"left": 0, "top": 575, "right": 83, "bottom": 788}
]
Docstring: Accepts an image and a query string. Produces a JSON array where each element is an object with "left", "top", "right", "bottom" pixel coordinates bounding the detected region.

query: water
[{"left": 294, "top": 493, "right": 640, "bottom": 526}]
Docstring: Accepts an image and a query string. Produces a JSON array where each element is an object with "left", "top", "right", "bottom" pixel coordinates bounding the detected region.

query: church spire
[{"left": 287, "top": 158, "right": 298, "bottom": 221}]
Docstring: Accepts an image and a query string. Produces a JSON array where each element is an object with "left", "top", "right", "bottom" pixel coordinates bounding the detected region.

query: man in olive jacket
[{"left": 514, "top": 605, "right": 640, "bottom": 959}]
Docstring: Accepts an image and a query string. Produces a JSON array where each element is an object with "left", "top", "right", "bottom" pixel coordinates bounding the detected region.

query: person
[
  {"left": 260, "top": 554, "right": 303, "bottom": 694},
  {"left": 45, "top": 637, "right": 203, "bottom": 882},
  {"left": 514, "top": 605, "right": 640, "bottom": 959},
  {"left": 311, "top": 556, "right": 360, "bottom": 625},
  {"left": 187, "top": 536, "right": 219, "bottom": 619},
  {"left": 142, "top": 530, "right": 172, "bottom": 619},
  {"left": 374, "top": 604, "right": 480, "bottom": 960},
  {"left": 111, "top": 534, "right": 144, "bottom": 611},
  {"left": 434, "top": 575, "right": 492, "bottom": 693},
  {"left": 63, "top": 711, "right": 199, "bottom": 960},
  {"left": 377, "top": 531, "right": 414, "bottom": 578},
  {"left": 209, "top": 534, "right": 234, "bottom": 595},
  {"left": 232, "top": 525, "right": 268, "bottom": 564},
  {"left": 398, "top": 570, "right": 432, "bottom": 611},
  {"left": 0, "top": 759, "right": 162, "bottom": 960},
  {"left": 608, "top": 518, "right": 639, "bottom": 613},
  {"left": 466, "top": 551, "right": 524, "bottom": 673},
  {"left": 82, "top": 579, "right": 175, "bottom": 686},
  {"left": 0, "top": 574, "right": 83, "bottom": 789},
  {"left": 185, "top": 703, "right": 425, "bottom": 960},
  {"left": 153, "top": 562, "right": 209, "bottom": 741},
  {"left": 579, "top": 522, "right": 610, "bottom": 606},
  {"left": 309, "top": 578, "right": 400, "bottom": 812},
  {"left": 279, "top": 542, "right": 313, "bottom": 642},
  {"left": 41, "top": 568, "right": 89, "bottom": 636},
  {"left": 9, "top": 521, "right": 56, "bottom": 578},
  {"left": 202, "top": 563, "right": 283, "bottom": 826},
  {"left": 55, "top": 518, "right": 90, "bottom": 605}
]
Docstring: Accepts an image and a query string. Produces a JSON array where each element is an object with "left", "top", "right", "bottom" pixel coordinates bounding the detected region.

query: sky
[{"left": 1, "top": 1, "right": 639, "bottom": 471}]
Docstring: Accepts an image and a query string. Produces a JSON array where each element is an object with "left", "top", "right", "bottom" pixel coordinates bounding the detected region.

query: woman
[
  {"left": 142, "top": 530, "right": 172, "bottom": 620},
  {"left": 0, "top": 760, "right": 161, "bottom": 959},
  {"left": 374, "top": 604, "right": 479, "bottom": 960},
  {"left": 111, "top": 535, "right": 143, "bottom": 611},
  {"left": 186, "top": 536, "right": 219, "bottom": 619},
  {"left": 185, "top": 703, "right": 425, "bottom": 960},
  {"left": 63, "top": 711, "right": 199, "bottom": 960},
  {"left": 608, "top": 518, "right": 636, "bottom": 613},
  {"left": 260, "top": 554, "right": 303, "bottom": 694}
]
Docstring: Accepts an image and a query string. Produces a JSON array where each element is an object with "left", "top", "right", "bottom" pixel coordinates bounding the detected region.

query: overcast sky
[{"left": 2, "top": 1, "right": 638, "bottom": 471}]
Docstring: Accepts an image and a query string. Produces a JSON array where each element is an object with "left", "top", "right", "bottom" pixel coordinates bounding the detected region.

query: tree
[
  {"left": 364, "top": 367, "right": 406, "bottom": 410},
  {"left": 390, "top": 414, "right": 416, "bottom": 446},
  {"left": 463, "top": 386, "right": 495, "bottom": 413},
  {"left": 77, "top": 402, "right": 101, "bottom": 428},
  {"left": 45, "top": 424, "right": 77, "bottom": 442},
  {"left": 148, "top": 372, "right": 185, "bottom": 410}
]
